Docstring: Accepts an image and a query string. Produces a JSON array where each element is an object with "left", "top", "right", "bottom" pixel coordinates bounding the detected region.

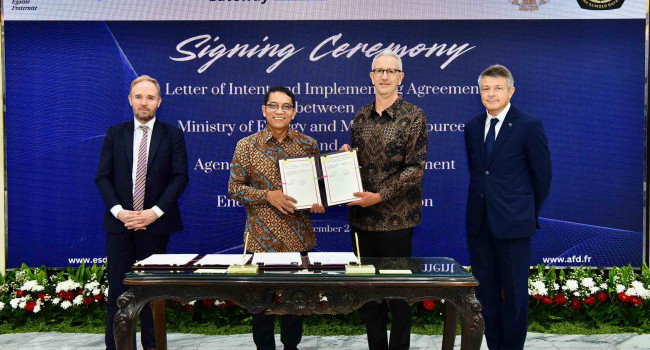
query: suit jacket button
[{"left": 485, "top": 171, "right": 490, "bottom": 175}]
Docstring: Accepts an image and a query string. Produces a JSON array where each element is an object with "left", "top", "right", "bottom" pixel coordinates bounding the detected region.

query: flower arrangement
[{"left": 0, "top": 263, "right": 649, "bottom": 329}]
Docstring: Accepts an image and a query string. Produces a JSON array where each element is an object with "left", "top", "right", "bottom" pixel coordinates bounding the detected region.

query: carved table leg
[
  {"left": 441, "top": 301, "right": 458, "bottom": 350},
  {"left": 459, "top": 292, "right": 484, "bottom": 350},
  {"left": 152, "top": 299, "right": 167, "bottom": 350},
  {"left": 114, "top": 289, "right": 146, "bottom": 350}
]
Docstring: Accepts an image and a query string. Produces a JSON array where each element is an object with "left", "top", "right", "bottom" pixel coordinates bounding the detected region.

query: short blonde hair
[{"left": 129, "top": 75, "right": 161, "bottom": 97}]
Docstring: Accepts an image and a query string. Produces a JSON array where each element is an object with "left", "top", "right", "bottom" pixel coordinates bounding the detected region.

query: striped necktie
[{"left": 133, "top": 125, "right": 149, "bottom": 211}]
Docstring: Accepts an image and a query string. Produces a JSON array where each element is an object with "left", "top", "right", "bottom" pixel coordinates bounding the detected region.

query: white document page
[
  {"left": 308, "top": 252, "right": 360, "bottom": 266},
  {"left": 321, "top": 151, "right": 364, "bottom": 205},
  {"left": 194, "top": 254, "right": 253, "bottom": 266},
  {"left": 278, "top": 157, "right": 322, "bottom": 210},
  {"left": 135, "top": 254, "right": 197, "bottom": 266},
  {"left": 252, "top": 252, "right": 302, "bottom": 266}
]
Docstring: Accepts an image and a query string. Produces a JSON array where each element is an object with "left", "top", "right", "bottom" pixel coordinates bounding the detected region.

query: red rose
[
  {"left": 532, "top": 294, "right": 542, "bottom": 300},
  {"left": 65, "top": 291, "right": 74, "bottom": 301},
  {"left": 15, "top": 290, "right": 25, "bottom": 298},
  {"left": 83, "top": 297, "right": 93, "bottom": 305},
  {"left": 541, "top": 296, "right": 553, "bottom": 305},
  {"left": 228, "top": 300, "right": 237, "bottom": 306},
  {"left": 77, "top": 289, "right": 84, "bottom": 295},
  {"left": 617, "top": 292, "right": 629, "bottom": 302},
  {"left": 185, "top": 304, "right": 194, "bottom": 312},
  {"left": 24, "top": 301, "right": 37, "bottom": 312},
  {"left": 57, "top": 291, "right": 66, "bottom": 299},
  {"left": 597, "top": 292, "right": 608, "bottom": 303},
  {"left": 584, "top": 296, "right": 595, "bottom": 305},
  {"left": 94, "top": 294, "right": 103, "bottom": 301},
  {"left": 37, "top": 293, "right": 48, "bottom": 301},
  {"left": 630, "top": 296, "right": 643, "bottom": 306},
  {"left": 571, "top": 298, "right": 581, "bottom": 310},
  {"left": 554, "top": 294, "right": 567, "bottom": 305},
  {"left": 202, "top": 299, "right": 213, "bottom": 308},
  {"left": 422, "top": 299, "right": 435, "bottom": 311}
]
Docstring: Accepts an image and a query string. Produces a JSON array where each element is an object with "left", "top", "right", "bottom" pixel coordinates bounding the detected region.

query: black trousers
[
  {"left": 105, "top": 230, "right": 169, "bottom": 350},
  {"left": 251, "top": 250, "right": 307, "bottom": 350},
  {"left": 252, "top": 313, "right": 303, "bottom": 350},
  {"left": 351, "top": 225, "right": 414, "bottom": 350},
  {"left": 466, "top": 208, "right": 531, "bottom": 350}
]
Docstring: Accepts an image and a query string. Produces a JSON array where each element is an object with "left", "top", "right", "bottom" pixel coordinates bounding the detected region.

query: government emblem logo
[
  {"left": 577, "top": 0, "right": 625, "bottom": 10},
  {"left": 512, "top": 0, "right": 548, "bottom": 11}
]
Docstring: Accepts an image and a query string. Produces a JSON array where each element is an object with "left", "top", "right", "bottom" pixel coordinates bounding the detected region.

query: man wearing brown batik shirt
[
  {"left": 228, "top": 85, "right": 325, "bottom": 350},
  {"left": 342, "top": 50, "right": 427, "bottom": 350}
]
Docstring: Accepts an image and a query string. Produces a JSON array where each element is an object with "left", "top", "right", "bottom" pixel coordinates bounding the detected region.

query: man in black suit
[
  {"left": 96, "top": 75, "right": 188, "bottom": 350},
  {"left": 464, "top": 65, "right": 551, "bottom": 350}
]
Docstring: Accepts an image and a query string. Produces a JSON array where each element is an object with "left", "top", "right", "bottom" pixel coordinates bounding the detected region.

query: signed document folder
[{"left": 279, "top": 150, "right": 363, "bottom": 208}]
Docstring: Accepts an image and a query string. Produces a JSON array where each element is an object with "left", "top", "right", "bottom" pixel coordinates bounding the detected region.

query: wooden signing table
[{"left": 114, "top": 257, "right": 484, "bottom": 350}]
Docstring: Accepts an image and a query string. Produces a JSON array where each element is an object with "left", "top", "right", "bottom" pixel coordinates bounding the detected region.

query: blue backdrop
[{"left": 5, "top": 20, "right": 645, "bottom": 267}]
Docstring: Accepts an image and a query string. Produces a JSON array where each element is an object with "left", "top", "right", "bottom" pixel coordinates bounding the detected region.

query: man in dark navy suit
[
  {"left": 96, "top": 75, "right": 188, "bottom": 350},
  {"left": 464, "top": 65, "right": 551, "bottom": 350}
]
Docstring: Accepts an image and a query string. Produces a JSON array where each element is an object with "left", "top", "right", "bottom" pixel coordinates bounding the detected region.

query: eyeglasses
[
  {"left": 371, "top": 68, "right": 402, "bottom": 76},
  {"left": 265, "top": 103, "right": 294, "bottom": 113}
]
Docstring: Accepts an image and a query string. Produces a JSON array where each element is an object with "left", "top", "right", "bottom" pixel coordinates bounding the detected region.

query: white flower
[
  {"left": 92, "top": 289, "right": 101, "bottom": 296},
  {"left": 21, "top": 280, "right": 44, "bottom": 292},
  {"left": 52, "top": 298, "right": 61, "bottom": 305},
  {"left": 581, "top": 278, "right": 595, "bottom": 288},
  {"left": 631, "top": 281, "right": 645, "bottom": 290},
  {"left": 56, "top": 280, "right": 81, "bottom": 293},
  {"left": 554, "top": 283, "right": 560, "bottom": 291},
  {"left": 84, "top": 282, "right": 100, "bottom": 291},
  {"left": 573, "top": 292, "right": 581, "bottom": 297},
  {"left": 530, "top": 280, "right": 548, "bottom": 296},
  {"left": 9, "top": 298, "right": 19, "bottom": 309},
  {"left": 73, "top": 295, "right": 83, "bottom": 305},
  {"left": 104, "top": 286, "right": 109, "bottom": 298},
  {"left": 188, "top": 300, "right": 196, "bottom": 306},
  {"left": 616, "top": 284, "right": 626, "bottom": 293},
  {"left": 589, "top": 286, "right": 600, "bottom": 294},
  {"left": 0, "top": 302, "right": 4, "bottom": 310},
  {"left": 60, "top": 300, "right": 72, "bottom": 309},
  {"left": 565, "top": 280, "right": 579, "bottom": 292},
  {"left": 33, "top": 304, "right": 41, "bottom": 313},
  {"left": 319, "top": 295, "right": 328, "bottom": 302},
  {"left": 18, "top": 300, "right": 26, "bottom": 309},
  {"left": 600, "top": 283, "right": 608, "bottom": 289}
]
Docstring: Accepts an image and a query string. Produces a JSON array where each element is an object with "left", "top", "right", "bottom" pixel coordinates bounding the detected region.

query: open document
[
  {"left": 278, "top": 156, "right": 322, "bottom": 210},
  {"left": 252, "top": 252, "right": 302, "bottom": 266},
  {"left": 134, "top": 254, "right": 197, "bottom": 267},
  {"left": 308, "top": 252, "right": 359, "bottom": 266},
  {"left": 194, "top": 254, "right": 253, "bottom": 266},
  {"left": 278, "top": 150, "right": 363, "bottom": 208},
  {"left": 320, "top": 150, "right": 363, "bottom": 205}
]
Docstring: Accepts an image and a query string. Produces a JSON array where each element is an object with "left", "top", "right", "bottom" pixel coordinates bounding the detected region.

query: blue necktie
[{"left": 484, "top": 118, "right": 499, "bottom": 158}]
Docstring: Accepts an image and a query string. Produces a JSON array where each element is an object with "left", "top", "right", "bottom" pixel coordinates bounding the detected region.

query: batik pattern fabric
[
  {"left": 228, "top": 128, "right": 319, "bottom": 252},
  {"left": 350, "top": 97, "right": 428, "bottom": 231}
]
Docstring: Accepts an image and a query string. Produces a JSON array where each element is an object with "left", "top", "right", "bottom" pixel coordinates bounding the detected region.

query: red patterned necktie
[{"left": 133, "top": 125, "right": 148, "bottom": 211}]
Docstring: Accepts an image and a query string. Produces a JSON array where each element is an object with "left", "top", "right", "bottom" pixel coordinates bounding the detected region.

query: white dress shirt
[
  {"left": 484, "top": 103, "right": 511, "bottom": 141},
  {"left": 110, "top": 117, "right": 164, "bottom": 219}
]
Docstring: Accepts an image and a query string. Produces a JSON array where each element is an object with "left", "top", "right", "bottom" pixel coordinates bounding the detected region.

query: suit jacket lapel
[
  {"left": 147, "top": 123, "right": 164, "bottom": 169},
  {"left": 487, "top": 107, "right": 519, "bottom": 165},
  {"left": 123, "top": 121, "right": 135, "bottom": 172}
]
